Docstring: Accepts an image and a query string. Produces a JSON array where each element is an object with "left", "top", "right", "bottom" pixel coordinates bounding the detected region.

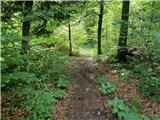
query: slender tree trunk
[
  {"left": 21, "top": 1, "right": 33, "bottom": 54},
  {"left": 97, "top": 0, "right": 104, "bottom": 55},
  {"left": 116, "top": 0, "right": 130, "bottom": 61},
  {"left": 68, "top": 16, "right": 72, "bottom": 56}
]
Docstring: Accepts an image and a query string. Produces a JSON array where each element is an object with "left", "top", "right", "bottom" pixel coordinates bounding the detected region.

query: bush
[
  {"left": 132, "top": 64, "right": 160, "bottom": 102},
  {"left": 141, "top": 77, "right": 160, "bottom": 96},
  {"left": 56, "top": 75, "right": 69, "bottom": 88},
  {"left": 53, "top": 88, "right": 68, "bottom": 99},
  {"left": 1, "top": 49, "right": 70, "bottom": 119},
  {"left": 108, "top": 97, "right": 150, "bottom": 120},
  {"left": 96, "top": 76, "right": 117, "bottom": 95},
  {"left": 108, "top": 97, "right": 130, "bottom": 118},
  {"left": 1, "top": 72, "right": 38, "bottom": 89},
  {"left": 27, "top": 51, "right": 69, "bottom": 80},
  {"left": 21, "top": 88, "right": 57, "bottom": 120}
]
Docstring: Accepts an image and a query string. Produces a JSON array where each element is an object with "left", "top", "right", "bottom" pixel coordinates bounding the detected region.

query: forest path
[{"left": 54, "top": 56, "right": 116, "bottom": 120}]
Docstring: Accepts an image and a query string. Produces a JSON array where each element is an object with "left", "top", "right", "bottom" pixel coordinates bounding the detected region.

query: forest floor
[
  {"left": 54, "top": 55, "right": 160, "bottom": 120},
  {"left": 54, "top": 56, "right": 117, "bottom": 120}
]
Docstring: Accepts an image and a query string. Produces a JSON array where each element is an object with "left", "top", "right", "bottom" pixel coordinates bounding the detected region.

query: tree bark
[
  {"left": 97, "top": 0, "right": 104, "bottom": 55},
  {"left": 68, "top": 16, "right": 72, "bottom": 56},
  {"left": 21, "top": 1, "right": 33, "bottom": 54},
  {"left": 116, "top": 0, "right": 130, "bottom": 61}
]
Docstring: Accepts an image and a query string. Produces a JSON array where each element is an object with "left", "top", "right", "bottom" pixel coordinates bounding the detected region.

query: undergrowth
[
  {"left": 108, "top": 97, "right": 160, "bottom": 120},
  {"left": 107, "top": 58, "right": 160, "bottom": 103},
  {"left": 96, "top": 76, "right": 117, "bottom": 95},
  {"left": 1, "top": 49, "right": 70, "bottom": 119}
]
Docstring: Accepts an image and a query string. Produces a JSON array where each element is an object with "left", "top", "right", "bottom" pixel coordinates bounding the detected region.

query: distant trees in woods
[
  {"left": 116, "top": 0, "right": 130, "bottom": 61},
  {"left": 2, "top": 0, "right": 143, "bottom": 62}
]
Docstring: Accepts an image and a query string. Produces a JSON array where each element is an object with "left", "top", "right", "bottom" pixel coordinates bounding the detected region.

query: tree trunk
[
  {"left": 68, "top": 16, "right": 72, "bottom": 56},
  {"left": 116, "top": 0, "right": 130, "bottom": 61},
  {"left": 97, "top": 0, "right": 104, "bottom": 55},
  {"left": 21, "top": 1, "right": 33, "bottom": 54}
]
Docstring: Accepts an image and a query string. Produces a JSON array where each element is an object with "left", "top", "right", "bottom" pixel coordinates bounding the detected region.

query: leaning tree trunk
[
  {"left": 116, "top": 0, "right": 130, "bottom": 61},
  {"left": 68, "top": 16, "right": 72, "bottom": 56},
  {"left": 21, "top": 1, "right": 33, "bottom": 54},
  {"left": 97, "top": 0, "right": 104, "bottom": 55}
]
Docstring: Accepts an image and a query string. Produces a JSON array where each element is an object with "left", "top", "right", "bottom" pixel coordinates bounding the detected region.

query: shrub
[
  {"left": 56, "top": 75, "right": 69, "bottom": 88},
  {"left": 108, "top": 97, "right": 130, "bottom": 118},
  {"left": 108, "top": 97, "right": 150, "bottom": 120},
  {"left": 96, "top": 76, "right": 117, "bottom": 95},
  {"left": 130, "top": 97, "right": 142, "bottom": 113},
  {"left": 132, "top": 64, "right": 160, "bottom": 102},
  {"left": 53, "top": 88, "right": 68, "bottom": 99},
  {"left": 21, "top": 88, "right": 57, "bottom": 120},
  {"left": 141, "top": 77, "right": 160, "bottom": 96},
  {"left": 1, "top": 72, "right": 38, "bottom": 90},
  {"left": 27, "top": 51, "right": 69, "bottom": 80},
  {"left": 1, "top": 49, "right": 70, "bottom": 119}
]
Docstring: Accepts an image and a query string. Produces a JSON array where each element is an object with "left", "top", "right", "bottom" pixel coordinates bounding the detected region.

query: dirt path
[{"left": 54, "top": 56, "right": 117, "bottom": 120}]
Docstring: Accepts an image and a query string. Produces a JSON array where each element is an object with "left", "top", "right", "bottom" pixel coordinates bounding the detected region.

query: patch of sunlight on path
[{"left": 79, "top": 47, "right": 95, "bottom": 56}]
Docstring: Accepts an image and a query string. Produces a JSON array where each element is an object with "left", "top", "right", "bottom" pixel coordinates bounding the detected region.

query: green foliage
[
  {"left": 27, "top": 51, "right": 69, "bottom": 80},
  {"left": 2, "top": 52, "right": 27, "bottom": 72},
  {"left": 99, "top": 84, "right": 116, "bottom": 95},
  {"left": 83, "top": 6, "right": 98, "bottom": 45},
  {"left": 108, "top": 97, "right": 130, "bottom": 118},
  {"left": 1, "top": 50, "right": 69, "bottom": 87},
  {"left": 96, "top": 76, "right": 108, "bottom": 85},
  {"left": 132, "top": 64, "right": 160, "bottom": 102},
  {"left": 21, "top": 88, "right": 57, "bottom": 120},
  {"left": 119, "top": 68, "right": 133, "bottom": 82},
  {"left": 114, "top": 61, "right": 160, "bottom": 103},
  {"left": 1, "top": 72, "right": 38, "bottom": 89},
  {"left": 130, "top": 97, "right": 142, "bottom": 113},
  {"left": 150, "top": 32, "right": 160, "bottom": 61},
  {"left": 122, "top": 112, "right": 144, "bottom": 120},
  {"left": 1, "top": 49, "right": 70, "bottom": 119},
  {"left": 96, "top": 76, "right": 116, "bottom": 95},
  {"left": 141, "top": 76, "right": 160, "bottom": 96},
  {"left": 108, "top": 97, "right": 150, "bottom": 120},
  {"left": 53, "top": 89, "right": 68, "bottom": 99},
  {"left": 2, "top": 1, "right": 160, "bottom": 119},
  {"left": 1, "top": 32, "right": 21, "bottom": 47},
  {"left": 152, "top": 114, "right": 160, "bottom": 120},
  {"left": 56, "top": 75, "right": 69, "bottom": 88}
]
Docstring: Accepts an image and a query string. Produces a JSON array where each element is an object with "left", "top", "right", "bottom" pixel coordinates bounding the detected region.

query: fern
[
  {"left": 99, "top": 84, "right": 116, "bottom": 95},
  {"left": 108, "top": 97, "right": 130, "bottom": 118},
  {"left": 96, "top": 76, "right": 108, "bottom": 85},
  {"left": 53, "top": 88, "right": 68, "bottom": 99},
  {"left": 21, "top": 88, "right": 57, "bottom": 120},
  {"left": 122, "top": 112, "right": 144, "bottom": 120},
  {"left": 56, "top": 75, "right": 69, "bottom": 88},
  {"left": 96, "top": 76, "right": 116, "bottom": 95}
]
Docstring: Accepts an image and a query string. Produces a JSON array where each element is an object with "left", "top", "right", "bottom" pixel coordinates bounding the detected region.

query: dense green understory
[
  {"left": 95, "top": 57, "right": 160, "bottom": 120},
  {"left": 96, "top": 72, "right": 160, "bottom": 120},
  {"left": 1, "top": 49, "right": 70, "bottom": 119}
]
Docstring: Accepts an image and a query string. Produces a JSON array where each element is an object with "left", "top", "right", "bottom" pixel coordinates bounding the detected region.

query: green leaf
[
  {"left": 56, "top": 77, "right": 69, "bottom": 88},
  {"left": 112, "top": 107, "right": 118, "bottom": 113},
  {"left": 123, "top": 112, "right": 142, "bottom": 120},
  {"left": 53, "top": 89, "right": 68, "bottom": 99}
]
